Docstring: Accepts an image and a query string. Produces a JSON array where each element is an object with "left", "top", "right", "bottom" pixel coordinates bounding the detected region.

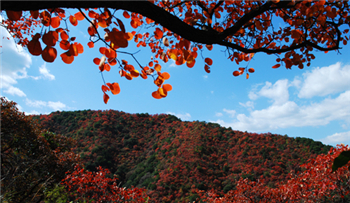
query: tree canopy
[{"left": 2, "top": 0, "right": 350, "bottom": 103}]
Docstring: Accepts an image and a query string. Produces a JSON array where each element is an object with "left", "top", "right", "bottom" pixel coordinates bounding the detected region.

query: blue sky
[{"left": 1, "top": 10, "right": 350, "bottom": 147}]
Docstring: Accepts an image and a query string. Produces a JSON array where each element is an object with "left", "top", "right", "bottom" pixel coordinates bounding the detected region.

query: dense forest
[
  {"left": 2, "top": 97, "right": 349, "bottom": 202},
  {"left": 30, "top": 109, "right": 341, "bottom": 202}
]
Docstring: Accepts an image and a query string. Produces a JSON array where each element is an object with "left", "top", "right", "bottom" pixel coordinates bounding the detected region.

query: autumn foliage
[
  {"left": 197, "top": 145, "right": 350, "bottom": 203},
  {"left": 2, "top": 1, "right": 350, "bottom": 102},
  {"left": 31, "top": 109, "right": 350, "bottom": 202},
  {"left": 62, "top": 165, "right": 149, "bottom": 202}
]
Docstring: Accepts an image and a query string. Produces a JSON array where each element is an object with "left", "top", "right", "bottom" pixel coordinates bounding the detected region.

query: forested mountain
[{"left": 32, "top": 110, "right": 332, "bottom": 202}]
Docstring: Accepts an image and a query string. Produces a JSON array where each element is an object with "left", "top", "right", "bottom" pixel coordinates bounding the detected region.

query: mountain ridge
[{"left": 32, "top": 109, "right": 332, "bottom": 202}]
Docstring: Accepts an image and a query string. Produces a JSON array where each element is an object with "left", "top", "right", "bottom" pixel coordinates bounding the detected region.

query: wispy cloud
[
  {"left": 26, "top": 98, "right": 67, "bottom": 111},
  {"left": 39, "top": 63, "right": 55, "bottom": 80}
]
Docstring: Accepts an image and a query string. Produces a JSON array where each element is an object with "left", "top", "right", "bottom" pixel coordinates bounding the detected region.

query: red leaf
[
  {"left": 205, "top": 58, "right": 213, "bottom": 65},
  {"left": 103, "top": 93, "right": 109, "bottom": 104}
]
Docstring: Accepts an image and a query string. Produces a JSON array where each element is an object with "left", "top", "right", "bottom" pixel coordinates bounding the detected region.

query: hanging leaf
[
  {"left": 60, "top": 52, "right": 74, "bottom": 64},
  {"left": 107, "top": 82, "right": 120, "bottom": 95},
  {"left": 103, "top": 93, "right": 109, "bottom": 104},
  {"left": 205, "top": 58, "right": 213, "bottom": 66},
  {"left": 6, "top": 10, "right": 22, "bottom": 21},
  {"left": 69, "top": 15, "right": 78, "bottom": 26},
  {"left": 42, "top": 46, "right": 57, "bottom": 63}
]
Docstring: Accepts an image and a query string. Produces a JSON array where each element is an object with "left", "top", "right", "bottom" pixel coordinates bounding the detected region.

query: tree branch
[{"left": 0, "top": 1, "right": 342, "bottom": 54}]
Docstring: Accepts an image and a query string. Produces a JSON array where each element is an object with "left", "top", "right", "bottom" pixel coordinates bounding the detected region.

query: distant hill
[{"left": 32, "top": 110, "right": 332, "bottom": 202}]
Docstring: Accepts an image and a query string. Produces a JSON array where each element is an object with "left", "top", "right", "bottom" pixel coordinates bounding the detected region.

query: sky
[{"left": 1, "top": 9, "right": 350, "bottom": 147}]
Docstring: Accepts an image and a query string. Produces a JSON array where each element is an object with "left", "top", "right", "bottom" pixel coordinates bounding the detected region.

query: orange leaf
[
  {"left": 162, "top": 72, "right": 170, "bottom": 80},
  {"left": 74, "top": 11, "right": 85, "bottom": 21},
  {"left": 123, "top": 11, "right": 130, "bottom": 19},
  {"left": 59, "top": 40, "right": 70, "bottom": 50},
  {"left": 125, "top": 73, "right": 133, "bottom": 80},
  {"left": 206, "top": 44, "right": 213, "bottom": 51},
  {"left": 50, "top": 16, "right": 61, "bottom": 28},
  {"left": 102, "top": 85, "right": 109, "bottom": 92},
  {"left": 186, "top": 59, "right": 196, "bottom": 68},
  {"left": 30, "top": 10, "right": 39, "bottom": 19},
  {"left": 126, "top": 32, "right": 134, "bottom": 41},
  {"left": 130, "top": 69, "right": 140, "bottom": 77},
  {"left": 60, "top": 52, "right": 74, "bottom": 64},
  {"left": 233, "top": 71, "right": 240, "bottom": 76},
  {"left": 93, "top": 58, "right": 101, "bottom": 65},
  {"left": 163, "top": 84, "right": 172, "bottom": 91},
  {"left": 60, "top": 31, "right": 69, "bottom": 41},
  {"left": 68, "top": 43, "right": 78, "bottom": 56},
  {"left": 154, "top": 64, "right": 162, "bottom": 72},
  {"left": 158, "top": 87, "right": 167, "bottom": 98},
  {"left": 109, "top": 29, "right": 128, "bottom": 48},
  {"left": 69, "top": 15, "right": 78, "bottom": 26},
  {"left": 103, "top": 93, "right": 109, "bottom": 104},
  {"left": 272, "top": 64, "right": 281, "bottom": 69},
  {"left": 204, "top": 57, "right": 213, "bottom": 65},
  {"left": 104, "top": 64, "right": 111, "bottom": 71},
  {"left": 42, "top": 46, "right": 57, "bottom": 63},
  {"left": 40, "top": 11, "right": 51, "bottom": 27},
  {"left": 75, "top": 43, "right": 83, "bottom": 54},
  {"left": 42, "top": 31, "right": 59, "bottom": 47},
  {"left": 149, "top": 61, "right": 154, "bottom": 67},
  {"left": 105, "top": 48, "right": 116, "bottom": 59},
  {"left": 6, "top": 10, "right": 22, "bottom": 21},
  {"left": 116, "top": 18, "right": 126, "bottom": 33},
  {"left": 204, "top": 64, "right": 211, "bottom": 73},
  {"left": 100, "top": 47, "right": 107, "bottom": 55},
  {"left": 152, "top": 91, "right": 162, "bottom": 99},
  {"left": 154, "top": 28, "right": 163, "bottom": 40},
  {"left": 248, "top": 68, "right": 255, "bottom": 73},
  {"left": 87, "top": 41, "right": 94, "bottom": 48},
  {"left": 108, "top": 58, "right": 117, "bottom": 66},
  {"left": 107, "top": 82, "right": 120, "bottom": 95},
  {"left": 183, "top": 39, "right": 191, "bottom": 50},
  {"left": 154, "top": 76, "right": 164, "bottom": 87},
  {"left": 246, "top": 73, "right": 249, "bottom": 79},
  {"left": 27, "top": 34, "right": 42, "bottom": 56}
]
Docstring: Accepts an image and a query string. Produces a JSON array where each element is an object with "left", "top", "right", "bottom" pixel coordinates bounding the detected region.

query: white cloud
[
  {"left": 249, "top": 79, "right": 289, "bottom": 105},
  {"left": 320, "top": 131, "right": 350, "bottom": 145},
  {"left": 166, "top": 112, "right": 191, "bottom": 121},
  {"left": 212, "top": 63, "right": 350, "bottom": 133},
  {"left": 215, "top": 112, "right": 223, "bottom": 117},
  {"left": 223, "top": 108, "right": 236, "bottom": 117},
  {"left": 168, "top": 60, "right": 176, "bottom": 68},
  {"left": 298, "top": 62, "right": 350, "bottom": 98},
  {"left": 25, "top": 98, "right": 67, "bottom": 111},
  {"left": 24, "top": 110, "right": 41, "bottom": 115},
  {"left": 39, "top": 63, "right": 55, "bottom": 80},
  {"left": 239, "top": 101, "right": 254, "bottom": 109},
  {"left": 47, "top": 101, "right": 66, "bottom": 110},
  {"left": 0, "top": 26, "right": 32, "bottom": 97},
  {"left": 3, "top": 86, "right": 26, "bottom": 97},
  {"left": 203, "top": 75, "right": 208, "bottom": 79}
]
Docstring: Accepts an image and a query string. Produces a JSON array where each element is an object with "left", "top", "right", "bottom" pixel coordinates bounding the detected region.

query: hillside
[{"left": 32, "top": 110, "right": 332, "bottom": 202}]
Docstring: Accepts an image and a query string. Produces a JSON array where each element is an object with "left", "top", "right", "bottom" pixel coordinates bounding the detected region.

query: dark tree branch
[{"left": 0, "top": 1, "right": 342, "bottom": 54}]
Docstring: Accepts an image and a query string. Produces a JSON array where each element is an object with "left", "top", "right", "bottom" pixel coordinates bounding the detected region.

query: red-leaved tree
[
  {"left": 1, "top": 1, "right": 350, "bottom": 102},
  {"left": 197, "top": 144, "right": 350, "bottom": 202},
  {"left": 62, "top": 165, "right": 150, "bottom": 202}
]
